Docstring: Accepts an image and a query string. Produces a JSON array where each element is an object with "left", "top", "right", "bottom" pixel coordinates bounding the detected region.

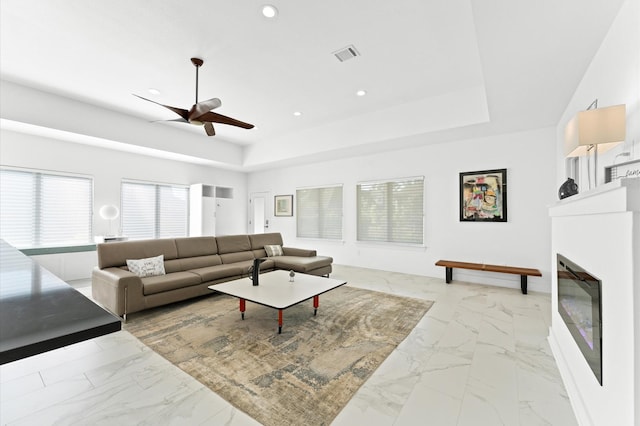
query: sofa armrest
[
  {"left": 91, "top": 267, "right": 144, "bottom": 317},
  {"left": 282, "top": 247, "right": 317, "bottom": 257}
]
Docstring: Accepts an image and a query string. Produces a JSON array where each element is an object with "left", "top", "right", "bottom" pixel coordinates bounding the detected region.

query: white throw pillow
[
  {"left": 126, "top": 255, "right": 166, "bottom": 277},
  {"left": 264, "top": 244, "right": 284, "bottom": 257}
]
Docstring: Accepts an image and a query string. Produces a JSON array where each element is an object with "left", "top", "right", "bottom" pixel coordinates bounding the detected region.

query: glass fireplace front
[{"left": 557, "top": 253, "right": 602, "bottom": 385}]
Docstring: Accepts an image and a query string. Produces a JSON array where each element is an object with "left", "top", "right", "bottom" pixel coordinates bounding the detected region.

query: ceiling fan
[{"left": 134, "top": 58, "right": 254, "bottom": 136}]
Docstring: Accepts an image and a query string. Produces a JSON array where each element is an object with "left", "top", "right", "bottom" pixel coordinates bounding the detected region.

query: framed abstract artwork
[
  {"left": 459, "top": 168, "right": 507, "bottom": 222},
  {"left": 274, "top": 194, "right": 293, "bottom": 217}
]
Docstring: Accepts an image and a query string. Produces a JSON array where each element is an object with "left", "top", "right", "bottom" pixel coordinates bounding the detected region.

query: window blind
[
  {"left": 296, "top": 185, "right": 343, "bottom": 239},
  {"left": 357, "top": 177, "right": 424, "bottom": 244},
  {"left": 0, "top": 169, "right": 93, "bottom": 248},
  {"left": 121, "top": 181, "right": 188, "bottom": 240}
]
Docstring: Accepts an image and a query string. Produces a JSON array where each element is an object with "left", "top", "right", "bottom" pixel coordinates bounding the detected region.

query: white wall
[
  {"left": 555, "top": 0, "right": 640, "bottom": 190},
  {"left": 0, "top": 128, "right": 248, "bottom": 280},
  {"left": 549, "top": 1, "right": 640, "bottom": 424},
  {"left": 248, "top": 126, "right": 557, "bottom": 293}
]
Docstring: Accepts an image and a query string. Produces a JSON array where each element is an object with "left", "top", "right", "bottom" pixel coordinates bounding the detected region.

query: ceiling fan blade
[
  {"left": 204, "top": 122, "right": 216, "bottom": 136},
  {"left": 151, "top": 118, "right": 189, "bottom": 123},
  {"left": 198, "top": 111, "right": 255, "bottom": 129},
  {"left": 190, "top": 98, "right": 222, "bottom": 121},
  {"left": 133, "top": 94, "right": 189, "bottom": 121}
]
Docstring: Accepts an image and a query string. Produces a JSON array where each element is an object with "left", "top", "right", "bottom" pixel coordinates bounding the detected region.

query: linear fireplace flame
[{"left": 557, "top": 253, "right": 603, "bottom": 385}]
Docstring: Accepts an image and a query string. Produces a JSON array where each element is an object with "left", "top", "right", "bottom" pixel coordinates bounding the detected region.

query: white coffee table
[{"left": 209, "top": 270, "right": 347, "bottom": 333}]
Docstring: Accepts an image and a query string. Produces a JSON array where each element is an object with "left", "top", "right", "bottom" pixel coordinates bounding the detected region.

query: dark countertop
[{"left": 0, "top": 240, "right": 121, "bottom": 364}]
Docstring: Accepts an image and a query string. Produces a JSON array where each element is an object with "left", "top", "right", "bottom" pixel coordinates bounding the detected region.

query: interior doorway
[{"left": 249, "top": 192, "right": 270, "bottom": 234}]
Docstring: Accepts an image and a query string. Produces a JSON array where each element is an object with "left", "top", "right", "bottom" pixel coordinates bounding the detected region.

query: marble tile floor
[{"left": 0, "top": 265, "right": 577, "bottom": 426}]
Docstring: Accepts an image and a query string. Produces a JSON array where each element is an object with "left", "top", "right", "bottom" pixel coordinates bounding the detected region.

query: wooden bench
[{"left": 435, "top": 260, "right": 542, "bottom": 294}]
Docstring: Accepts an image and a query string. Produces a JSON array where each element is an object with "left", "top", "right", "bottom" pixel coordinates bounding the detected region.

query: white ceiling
[{"left": 0, "top": 0, "right": 625, "bottom": 170}]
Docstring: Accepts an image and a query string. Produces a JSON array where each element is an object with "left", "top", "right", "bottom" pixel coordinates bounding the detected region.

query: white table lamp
[{"left": 565, "top": 102, "right": 626, "bottom": 187}]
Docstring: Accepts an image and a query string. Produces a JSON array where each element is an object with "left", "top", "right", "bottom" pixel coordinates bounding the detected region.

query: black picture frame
[{"left": 459, "top": 168, "right": 507, "bottom": 222}]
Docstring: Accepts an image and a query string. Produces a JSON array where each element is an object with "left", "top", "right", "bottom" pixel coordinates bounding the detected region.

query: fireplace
[{"left": 557, "top": 253, "right": 603, "bottom": 385}]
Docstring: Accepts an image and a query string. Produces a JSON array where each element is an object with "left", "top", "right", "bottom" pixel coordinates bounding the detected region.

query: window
[
  {"left": 0, "top": 168, "right": 93, "bottom": 248},
  {"left": 121, "top": 180, "right": 189, "bottom": 240},
  {"left": 296, "top": 185, "right": 343, "bottom": 239},
  {"left": 357, "top": 176, "right": 424, "bottom": 244}
]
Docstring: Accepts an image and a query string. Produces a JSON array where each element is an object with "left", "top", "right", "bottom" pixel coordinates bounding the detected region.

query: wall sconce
[
  {"left": 565, "top": 101, "right": 626, "bottom": 187},
  {"left": 99, "top": 204, "right": 120, "bottom": 236}
]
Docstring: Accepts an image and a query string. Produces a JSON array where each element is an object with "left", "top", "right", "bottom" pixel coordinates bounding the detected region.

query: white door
[{"left": 249, "top": 192, "right": 269, "bottom": 234}]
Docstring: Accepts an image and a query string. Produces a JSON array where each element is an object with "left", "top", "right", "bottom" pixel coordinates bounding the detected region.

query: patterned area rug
[{"left": 125, "top": 285, "right": 433, "bottom": 426}]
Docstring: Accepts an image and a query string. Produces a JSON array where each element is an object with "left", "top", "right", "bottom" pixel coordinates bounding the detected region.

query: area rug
[{"left": 125, "top": 286, "right": 433, "bottom": 426}]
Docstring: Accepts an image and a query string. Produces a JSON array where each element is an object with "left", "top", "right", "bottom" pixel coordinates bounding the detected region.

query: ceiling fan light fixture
[
  {"left": 356, "top": 90, "right": 367, "bottom": 97},
  {"left": 293, "top": 111, "right": 302, "bottom": 117},
  {"left": 261, "top": 5, "right": 278, "bottom": 18}
]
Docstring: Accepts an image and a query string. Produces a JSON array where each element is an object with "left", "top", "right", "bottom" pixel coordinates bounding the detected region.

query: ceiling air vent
[{"left": 333, "top": 45, "right": 360, "bottom": 62}]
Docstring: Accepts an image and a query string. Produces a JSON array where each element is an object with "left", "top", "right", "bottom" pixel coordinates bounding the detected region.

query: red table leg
[
  {"left": 313, "top": 295, "right": 319, "bottom": 316},
  {"left": 239, "top": 298, "right": 246, "bottom": 320},
  {"left": 278, "top": 309, "right": 283, "bottom": 334}
]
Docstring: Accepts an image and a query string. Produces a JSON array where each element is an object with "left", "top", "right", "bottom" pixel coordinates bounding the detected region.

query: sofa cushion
[
  {"left": 216, "top": 235, "right": 251, "bottom": 254},
  {"left": 189, "top": 263, "right": 247, "bottom": 282},
  {"left": 142, "top": 271, "right": 202, "bottom": 295},
  {"left": 264, "top": 244, "right": 283, "bottom": 257},
  {"left": 282, "top": 247, "right": 316, "bottom": 257},
  {"left": 175, "top": 237, "right": 218, "bottom": 258},
  {"left": 180, "top": 255, "right": 222, "bottom": 270},
  {"left": 249, "top": 232, "right": 284, "bottom": 250},
  {"left": 163, "top": 259, "right": 183, "bottom": 274},
  {"left": 228, "top": 259, "right": 274, "bottom": 275},
  {"left": 126, "top": 255, "right": 165, "bottom": 278},
  {"left": 98, "top": 238, "right": 178, "bottom": 269},
  {"left": 252, "top": 249, "right": 268, "bottom": 258},
  {"left": 220, "top": 251, "right": 254, "bottom": 264},
  {"left": 273, "top": 256, "right": 333, "bottom": 273},
  {"left": 257, "top": 258, "right": 276, "bottom": 271}
]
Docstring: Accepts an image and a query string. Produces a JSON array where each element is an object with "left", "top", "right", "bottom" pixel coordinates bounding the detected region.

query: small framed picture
[
  {"left": 460, "top": 168, "right": 507, "bottom": 222},
  {"left": 274, "top": 194, "right": 293, "bottom": 217}
]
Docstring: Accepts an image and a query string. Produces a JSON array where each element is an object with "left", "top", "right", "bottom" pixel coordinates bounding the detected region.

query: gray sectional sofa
[{"left": 91, "top": 233, "right": 332, "bottom": 319}]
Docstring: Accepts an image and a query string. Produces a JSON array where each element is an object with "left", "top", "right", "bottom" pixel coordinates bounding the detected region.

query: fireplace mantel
[
  {"left": 550, "top": 178, "right": 639, "bottom": 217},
  {"left": 549, "top": 178, "right": 639, "bottom": 426}
]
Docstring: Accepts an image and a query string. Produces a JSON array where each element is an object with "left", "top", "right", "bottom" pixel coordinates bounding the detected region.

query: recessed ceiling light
[
  {"left": 356, "top": 90, "right": 367, "bottom": 97},
  {"left": 148, "top": 88, "right": 160, "bottom": 95},
  {"left": 262, "top": 5, "right": 278, "bottom": 18},
  {"left": 293, "top": 111, "right": 302, "bottom": 117}
]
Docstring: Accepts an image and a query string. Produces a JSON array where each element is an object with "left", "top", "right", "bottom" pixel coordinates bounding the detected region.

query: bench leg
[
  {"left": 445, "top": 267, "right": 452, "bottom": 284},
  {"left": 520, "top": 276, "right": 528, "bottom": 295}
]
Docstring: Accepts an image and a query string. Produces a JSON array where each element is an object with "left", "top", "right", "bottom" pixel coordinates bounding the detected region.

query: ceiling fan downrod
[{"left": 191, "top": 57, "right": 203, "bottom": 104}]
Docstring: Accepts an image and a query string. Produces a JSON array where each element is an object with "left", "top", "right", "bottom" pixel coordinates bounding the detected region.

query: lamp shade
[
  {"left": 565, "top": 104, "right": 626, "bottom": 157},
  {"left": 99, "top": 204, "right": 120, "bottom": 221}
]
